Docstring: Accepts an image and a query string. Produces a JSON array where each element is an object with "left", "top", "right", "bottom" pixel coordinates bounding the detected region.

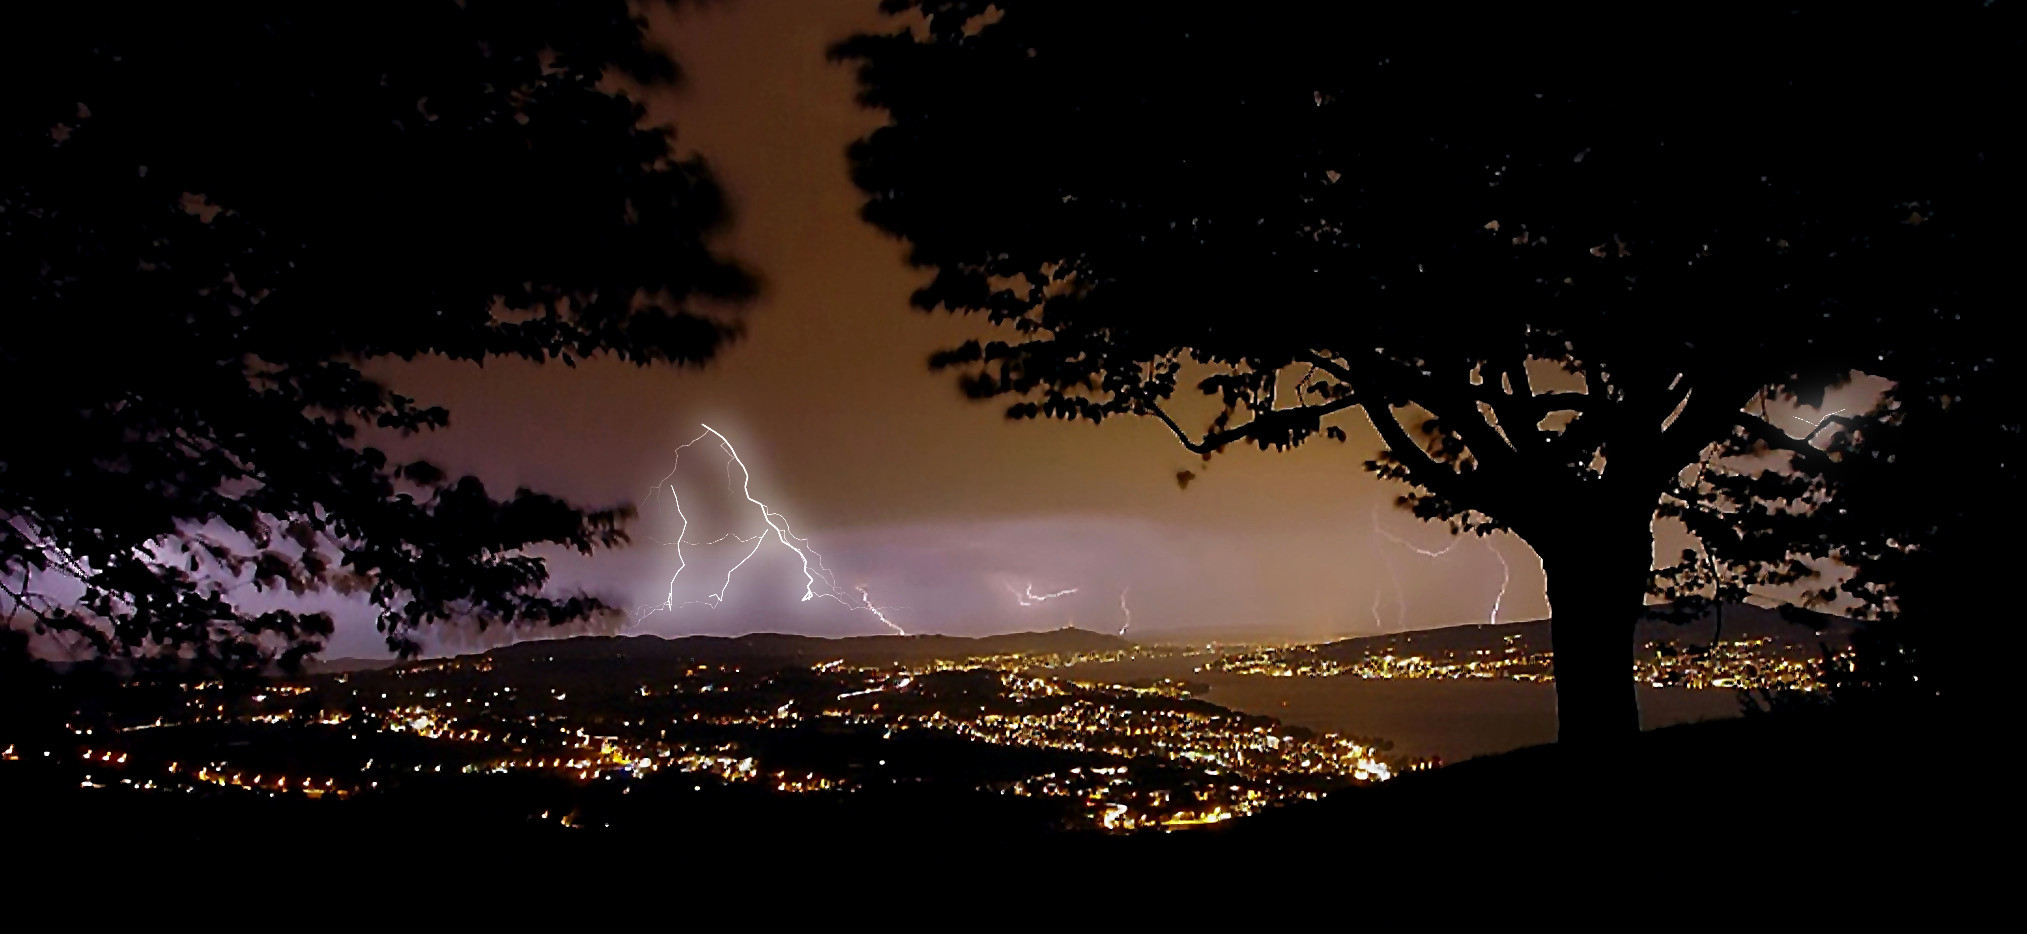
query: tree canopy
[
  {"left": 2, "top": 2, "right": 752, "bottom": 671},
  {"left": 1783, "top": 277, "right": 2020, "bottom": 705},
  {"left": 835, "top": 0, "right": 2017, "bottom": 739}
]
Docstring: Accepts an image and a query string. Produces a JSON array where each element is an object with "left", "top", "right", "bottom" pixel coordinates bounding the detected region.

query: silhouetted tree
[
  {"left": 1768, "top": 273, "right": 2019, "bottom": 707},
  {"left": 835, "top": 1, "right": 2015, "bottom": 743},
  {"left": 1, "top": 3, "right": 752, "bottom": 674}
]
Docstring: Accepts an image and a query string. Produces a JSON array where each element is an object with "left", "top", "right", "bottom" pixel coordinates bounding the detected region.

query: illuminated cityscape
[
  {"left": 1203, "top": 623, "right": 1845, "bottom": 694},
  {"left": 15, "top": 609, "right": 1862, "bottom": 839},
  {"left": 31, "top": 632, "right": 1412, "bottom": 834}
]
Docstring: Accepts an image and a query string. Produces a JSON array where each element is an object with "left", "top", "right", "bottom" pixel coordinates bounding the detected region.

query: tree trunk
[{"left": 1535, "top": 525, "right": 1652, "bottom": 748}]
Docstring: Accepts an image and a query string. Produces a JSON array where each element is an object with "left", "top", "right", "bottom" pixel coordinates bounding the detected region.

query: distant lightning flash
[
  {"left": 1486, "top": 540, "right": 1511, "bottom": 626},
  {"left": 1009, "top": 583, "right": 1078, "bottom": 606},
  {"left": 1790, "top": 407, "right": 1845, "bottom": 429},
  {"left": 1370, "top": 511, "right": 1467, "bottom": 560},
  {"left": 1117, "top": 588, "right": 1133, "bottom": 638},
  {"left": 1371, "top": 547, "right": 1402, "bottom": 631},
  {"left": 858, "top": 585, "right": 906, "bottom": 636},
  {"left": 1790, "top": 407, "right": 1847, "bottom": 444},
  {"left": 636, "top": 425, "right": 903, "bottom": 635},
  {"left": 1370, "top": 508, "right": 1455, "bottom": 630},
  {"left": 1371, "top": 506, "right": 1512, "bottom": 629}
]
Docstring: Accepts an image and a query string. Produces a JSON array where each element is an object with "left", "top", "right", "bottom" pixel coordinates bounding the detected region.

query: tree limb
[
  {"left": 1145, "top": 393, "right": 1363, "bottom": 455},
  {"left": 1297, "top": 350, "right": 1479, "bottom": 498},
  {"left": 1530, "top": 392, "right": 1594, "bottom": 413},
  {"left": 1737, "top": 411, "right": 1834, "bottom": 465},
  {"left": 1323, "top": 349, "right": 1520, "bottom": 467},
  {"left": 1804, "top": 413, "right": 1858, "bottom": 444}
]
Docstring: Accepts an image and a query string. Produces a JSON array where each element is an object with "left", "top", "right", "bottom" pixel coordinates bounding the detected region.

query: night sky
[{"left": 311, "top": 0, "right": 1865, "bottom": 657}]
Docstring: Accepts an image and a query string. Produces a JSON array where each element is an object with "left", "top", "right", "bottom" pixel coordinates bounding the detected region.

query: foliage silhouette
[
  {"left": 1, "top": 2, "right": 752, "bottom": 674},
  {"left": 1774, "top": 290, "right": 2019, "bottom": 708},
  {"left": 834, "top": 0, "right": 2016, "bottom": 742}
]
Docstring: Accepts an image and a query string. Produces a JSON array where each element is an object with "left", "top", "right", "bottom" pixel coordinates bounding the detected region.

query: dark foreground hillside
[{"left": 1169, "top": 700, "right": 1975, "bottom": 858}]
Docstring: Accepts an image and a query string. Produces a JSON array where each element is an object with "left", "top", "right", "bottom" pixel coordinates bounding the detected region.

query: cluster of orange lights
[
  {"left": 177, "top": 762, "right": 352, "bottom": 798},
  {"left": 64, "top": 747, "right": 355, "bottom": 799}
]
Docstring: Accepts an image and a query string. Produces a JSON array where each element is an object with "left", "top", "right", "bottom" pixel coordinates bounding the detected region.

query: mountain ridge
[
  {"left": 1303, "top": 601, "right": 1854, "bottom": 662},
  {"left": 453, "top": 625, "right": 1132, "bottom": 671},
  {"left": 307, "top": 601, "right": 1851, "bottom": 673}
]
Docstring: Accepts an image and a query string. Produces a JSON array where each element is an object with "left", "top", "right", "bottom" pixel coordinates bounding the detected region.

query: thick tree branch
[
  {"left": 1358, "top": 396, "right": 1471, "bottom": 499},
  {"left": 1531, "top": 392, "right": 1594, "bottom": 413},
  {"left": 1336, "top": 350, "right": 1519, "bottom": 467},
  {"left": 1297, "top": 346, "right": 1508, "bottom": 457},
  {"left": 1804, "top": 413, "right": 1858, "bottom": 444},
  {"left": 1503, "top": 358, "right": 1536, "bottom": 405},
  {"left": 1298, "top": 351, "right": 1359, "bottom": 386},
  {"left": 1145, "top": 393, "right": 1362, "bottom": 454},
  {"left": 1299, "top": 349, "right": 1481, "bottom": 498},
  {"left": 1469, "top": 379, "right": 1529, "bottom": 446},
  {"left": 1602, "top": 376, "right": 1762, "bottom": 496},
  {"left": 1737, "top": 412, "right": 1834, "bottom": 465}
]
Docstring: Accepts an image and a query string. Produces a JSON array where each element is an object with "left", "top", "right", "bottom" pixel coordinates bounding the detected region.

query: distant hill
[
  {"left": 313, "top": 602, "right": 1845, "bottom": 676},
  {"left": 470, "top": 625, "right": 1131, "bottom": 671},
  {"left": 302, "top": 656, "right": 398, "bottom": 674},
  {"left": 1307, "top": 601, "right": 1853, "bottom": 663}
]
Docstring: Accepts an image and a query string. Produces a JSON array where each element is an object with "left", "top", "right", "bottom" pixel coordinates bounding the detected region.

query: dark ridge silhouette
[
  {"left": 320, "top": 606, "right": 1830, "bottom": 677},
  {"left": 1309, "top": 602, "right": 1854, "bottom": 662},
  {"left": 472, "top": 626, "right": 1130, "bottom": 670},
  {"left": 300, "top": 657, "right": 401, "bottom": 675}
]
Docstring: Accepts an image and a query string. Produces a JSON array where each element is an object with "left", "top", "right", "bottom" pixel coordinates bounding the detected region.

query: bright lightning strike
[
  {"left": 858, "top": 585, "right": 906, "bottom": 636},
  {"left": 1117, "top": 587, "right": 1132, "bottom": 638},
  {"left": 1485, "top": 540, "right": 1511, "bottom": 627},
  {"left": 712, "top": 426, "right": 822, "bottom": 603},
  {"left": 1009, "top": 582, "right": 1078, "bottom": 606},
  {"left": 636, "top": 425, "right": 902, "bottom": 635}
]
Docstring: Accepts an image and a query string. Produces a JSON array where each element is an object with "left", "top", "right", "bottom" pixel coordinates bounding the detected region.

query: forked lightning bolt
[
  {"left": 857, "top": 586, "right": 905, "bottom": 636},
  {"left": 1117, "top": 588, "right": 1133, "bottom": 638},
  {"left": 1008, "top": 583, "right": 1078, "bottom": 606},
  {"left": 1370, "top": 506, "right": 1512, "bottom": 629},
  {"left": 1790, "top": 408, "right": 1844, "bottom": 430},
  {"left": 636, "top": 425, "right": 903, "bottom": 635},
  {"left": 1486, "top": 544, "right": 1511, "bottom": 626},
  {"left": 1371, "top": 547, "right": 1400, "bottom": 631}
]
